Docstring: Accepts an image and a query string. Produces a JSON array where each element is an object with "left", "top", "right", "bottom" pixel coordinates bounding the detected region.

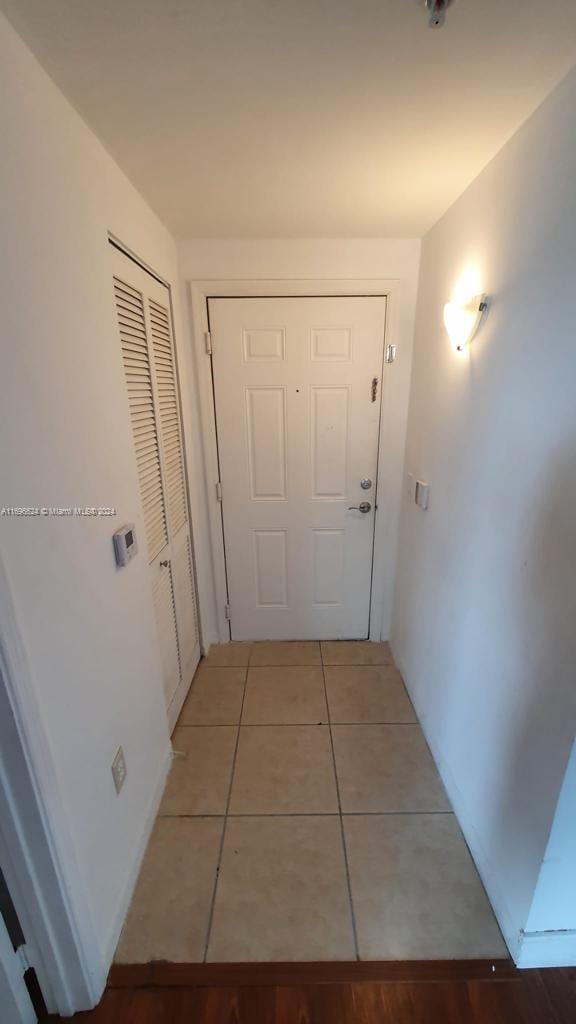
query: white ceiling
[{"left": 2, "top": 0, "right": 576, "bottom": 238}]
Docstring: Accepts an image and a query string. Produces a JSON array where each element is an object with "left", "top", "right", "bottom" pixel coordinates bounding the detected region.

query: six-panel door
[{"left": 210, "top": 296, "right": 387, "bottom": 640}]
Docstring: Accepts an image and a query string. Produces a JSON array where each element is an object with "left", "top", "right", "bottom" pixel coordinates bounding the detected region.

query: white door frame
[
  {"left": 188, "top": 278, "right": 401, "bottom": 644},
  {"left": 0, "top": 558, "right": 106, "bottom": 1015},
  {"left": 0, "top": 909, "right": 36, "bottom": 1024}
]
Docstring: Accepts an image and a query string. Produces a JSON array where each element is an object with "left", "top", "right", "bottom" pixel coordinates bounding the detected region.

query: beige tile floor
[{"left": 116, "top": 641, "right": 506, "bottom": 964}]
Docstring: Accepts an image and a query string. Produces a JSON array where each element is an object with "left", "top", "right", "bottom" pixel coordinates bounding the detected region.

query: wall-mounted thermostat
[{"left": 113, "top": 524, "right": 138, "bottom": 567}]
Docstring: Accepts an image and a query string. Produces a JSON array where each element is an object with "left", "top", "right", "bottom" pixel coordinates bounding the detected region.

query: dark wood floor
[{"left": 44, "top": 962, "right": 575, "bottom": 1023}]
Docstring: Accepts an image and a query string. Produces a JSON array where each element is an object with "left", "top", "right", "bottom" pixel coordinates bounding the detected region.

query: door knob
[
  {"left": 159, "top": 559, "right": 170, "bottom": 568},
  {"left": 348, "top": 502, "right": 372, "bottom": 514}
]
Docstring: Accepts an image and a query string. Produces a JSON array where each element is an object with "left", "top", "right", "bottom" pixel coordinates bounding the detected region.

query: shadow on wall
[
  {"left": 427, "top": 439, "right": 576, "bottom": 934},
  {"left": 496, "top": 441, "right": 576, "bottom": 918}
]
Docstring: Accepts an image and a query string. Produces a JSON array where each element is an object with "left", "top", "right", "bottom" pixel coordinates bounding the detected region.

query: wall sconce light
[{"left": 443, "top": 294, "right": 487, "bottom": 352}]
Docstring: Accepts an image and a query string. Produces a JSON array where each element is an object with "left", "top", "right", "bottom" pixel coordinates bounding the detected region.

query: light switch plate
[
  {"left": 415, "top": 480, "right": 430, "bottom": 510},
  {"left": 111, "top": 746, "right": 127, "bottom": 794}
]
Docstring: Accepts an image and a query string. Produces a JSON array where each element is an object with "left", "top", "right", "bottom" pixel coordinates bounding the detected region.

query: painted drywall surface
[
  {"left": 178, "top": 239, "right": 421, "bottom": 642},
  {"left": 526, "top": 740, "right": 576, "bottom": 934},
  {"left": 392, "top": 67, "right": 576, "bottom": 958},
  {"left": 0, "top": 12, "right": 191, "bottom": 967}
]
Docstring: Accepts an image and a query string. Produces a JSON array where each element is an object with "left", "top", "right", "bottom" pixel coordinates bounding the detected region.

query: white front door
[{"left": 210, "top": 296, "right": 387, "bottom": 640}]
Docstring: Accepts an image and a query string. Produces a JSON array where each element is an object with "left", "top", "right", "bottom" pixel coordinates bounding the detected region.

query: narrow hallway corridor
[{"left": 116, "top": 642, "right": 506, "bottom": 964}]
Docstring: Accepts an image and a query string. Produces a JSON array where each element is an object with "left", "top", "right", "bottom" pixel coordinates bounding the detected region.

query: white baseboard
[
  {"left": 390, "top": 643, "right": 522, "bottom": 964},
  {"left": 101, "top": 746, "right": 171, "bottom": 969},
  {"left": 516, "top": 929, "right": 576, "bottom": 968}
]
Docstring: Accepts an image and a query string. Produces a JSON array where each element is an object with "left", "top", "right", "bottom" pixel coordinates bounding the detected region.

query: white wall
[
  {"left": 178, "top": 238, "right": 421, "bottom": 643},
  {"left": 526, "top": 740, "right": 576, "bottom": 933},
  {"left": 0, "top": 12, "right": 193, "bottom": 988},
  {"left": 392, "top": 67, "right": 576, "bottom": 965}
]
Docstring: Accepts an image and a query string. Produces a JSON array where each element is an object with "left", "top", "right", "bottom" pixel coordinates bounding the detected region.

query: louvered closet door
[
  {"left": 147, "top": 295, "right": 199, "bottom": 689},
  {"left": 111, "top": 246, "right": 200, "bottom": 728}
]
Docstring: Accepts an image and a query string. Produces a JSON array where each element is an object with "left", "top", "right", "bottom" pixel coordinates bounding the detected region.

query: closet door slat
[{"left": 148, "top": 298, "right": 188, "bottom": 538}]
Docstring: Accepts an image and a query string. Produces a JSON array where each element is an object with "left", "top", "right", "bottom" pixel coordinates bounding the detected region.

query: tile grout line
[
  {"left": 203, "top": 661, "right": 393, "bottom": 669},
  {"left": 320, "top": 642, "right": 361, "bottom": 962},
  {"left": 159, "top": 810, "right": 456, "bottom": 819},
  {"left": 178, "top": 721, "right": 419, "bottom": 728},
  {"left": 201, "top": 661, "right": 249, "bottom": 963}
]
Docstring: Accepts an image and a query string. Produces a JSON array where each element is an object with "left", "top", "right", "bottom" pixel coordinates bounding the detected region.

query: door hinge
[
  {"left": 15, "top": 944, "right": 32, "bottom": 973},
  {"left": 386, "top": 343, "right": 397, "bottom": 364},
  {"left": 215, "top": 481, "right": 222, "bottom": 502},
  {"left": 224, "top": 603, "right": 231, "bottom": 620},
  {"left": 204, "top": 331, "right": 212, "bottom": 355}
]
